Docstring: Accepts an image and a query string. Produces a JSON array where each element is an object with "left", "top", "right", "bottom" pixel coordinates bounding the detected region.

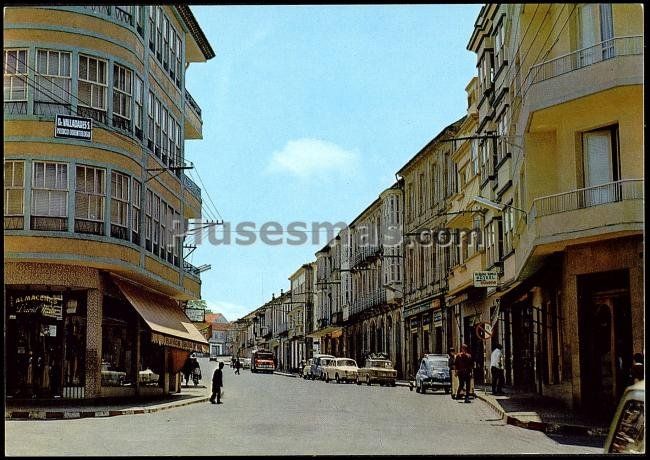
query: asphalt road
[{"left": 5, "top": 358, "right": 604, "bottom": 455}]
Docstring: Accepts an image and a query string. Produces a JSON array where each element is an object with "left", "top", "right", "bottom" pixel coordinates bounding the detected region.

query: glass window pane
[
  {"left": 48, "top": 51, "right": 59, "bottom": 76},
  {"left": 89, "top": 57, "right": 97, "bottom": 82}
]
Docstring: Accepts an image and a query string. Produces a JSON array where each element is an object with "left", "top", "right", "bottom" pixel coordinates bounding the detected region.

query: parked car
[
  {"left": 241, "top": 358, "right": 251, "bottom": 369},
  {"left": 323, "top": 358, "right": 359, "bottom": 383},
  {"left": 415, "top": 354, "right": 451, "bottom": 394},
  {"left": 604, "top": 380, "right": 645, "bottom": 454},
  {"left": 309, "top": 354, "right": 335, "bottom": 380},
  {"left": 302, "top": 359, "right": 313, "bottom": 379},
  {"left": 356, "top": 356, "right": 397, "bottom": 386}
]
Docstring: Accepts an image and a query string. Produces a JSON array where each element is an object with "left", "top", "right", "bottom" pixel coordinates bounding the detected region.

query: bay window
[
  {"left": 32, "top": 162, "right": 68, "bottom": 231},
  {"left": 34, "top": 49, "right": 72, "bottom": 115},
  {"left": 75, "top": 165, "right": 105, "bottom": 235}
]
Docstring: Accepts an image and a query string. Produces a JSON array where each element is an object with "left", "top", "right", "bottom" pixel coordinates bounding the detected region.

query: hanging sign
[
  {"left": 475, "top": 322, "right": 493, "bottom": 340},
  {"left": 473, "top": 271, "right": 499, "bottom": 287},
  {"left": 184, "top": 307, "right": 205, "bottom": 322},
  {"left": 55, "top": 114, "right": 92, "bottom": 141}
]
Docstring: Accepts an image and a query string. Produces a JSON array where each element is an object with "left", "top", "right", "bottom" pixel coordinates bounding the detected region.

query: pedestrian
[
  {"left": 454, "top": 344, "right": 473, "bottom": 403},
  {"left": 631, "top": 352, "right": 644, "bottom": 384},
  {"left": 447, "top": 347, "right": 456, "bottom": 370},
  {"left": 182, "top": 355, "right": 193, "bottom": 387},
  {"left": 490, "top": 343, "right": 505, "bottom": 395},
  {"left": 210, "top": 361, "right": 224, "bottom": 404},
  {"left": 235, "top": 358, "right": 241, "bottom": 375}
]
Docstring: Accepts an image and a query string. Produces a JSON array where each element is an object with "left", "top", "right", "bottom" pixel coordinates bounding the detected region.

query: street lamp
[{"left": 471, "top": 196, "right": 527, "bottom": 216}]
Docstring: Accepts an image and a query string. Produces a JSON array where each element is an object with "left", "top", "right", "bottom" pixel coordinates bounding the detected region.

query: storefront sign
[
  {"left": 447, "top": 292, "right": 469, "bottom": 307},
  {"left": 433, "top": 310, "right": 443, "bottom": 326},
  {"left": 150, "top": 331, "right": 208, "bottom": 353},
  {"left": 13, "top": 294, "right": 63, "bottom": 320},
  {"left": 473, "top": 271, "right": 499, "bottom": 287},
  {"left": 55, "top": 114, "right": 92, "bottom": 140},
  {"left": 184, "top": 307, "right": 205, "bottom": 322}
]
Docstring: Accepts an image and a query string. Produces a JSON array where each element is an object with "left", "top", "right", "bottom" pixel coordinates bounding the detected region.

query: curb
[
  {"left": 5, "top": 395, "right": 210, "bottom": 421},
  {"left": 273, "top": 371, "right": 299, "bottom": 378},
  {"left": 475, "top": 394, "right": 608, "bottom": 437}
]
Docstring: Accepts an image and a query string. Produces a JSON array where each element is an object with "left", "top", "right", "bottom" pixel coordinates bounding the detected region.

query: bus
[{"left": 251, "top": 350, "right": 275, "bottom": 373}]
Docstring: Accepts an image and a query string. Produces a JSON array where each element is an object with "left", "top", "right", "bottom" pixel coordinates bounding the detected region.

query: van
[{"left": 603, "top": 380, "right": 645, "bottom": 454}]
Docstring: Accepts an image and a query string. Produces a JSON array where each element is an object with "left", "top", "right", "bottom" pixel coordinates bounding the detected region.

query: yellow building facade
[
  {"left": 463, "top": 3, "right": 643, "bottom": 415},
  {"left": 4, "top": 5, "right": 214, "bottom": 400}
]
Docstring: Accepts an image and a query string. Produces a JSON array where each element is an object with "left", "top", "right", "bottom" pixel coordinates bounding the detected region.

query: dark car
[{"left": 415, "top": 354, "right": 451, "bottom": 394}]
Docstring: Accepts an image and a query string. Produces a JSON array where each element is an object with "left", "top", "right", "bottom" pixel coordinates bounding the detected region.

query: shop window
[
  {"left": 101, "top": 296, "right": 136, "bottom": 387},
  {"left": 4, "top": 160, "right": 24, "bottom": 230},
  {"left": 64, "top": 296, "right": 87, "bottom": 392}
]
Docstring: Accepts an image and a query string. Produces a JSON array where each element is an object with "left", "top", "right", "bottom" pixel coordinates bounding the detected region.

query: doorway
[{"left": 578, "top": 270, "right": 632, "bottom": 417}]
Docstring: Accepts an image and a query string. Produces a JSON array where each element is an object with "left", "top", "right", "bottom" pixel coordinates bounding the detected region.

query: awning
[{"left": 111, "top": 276, "right": 209, "bottom": 354}]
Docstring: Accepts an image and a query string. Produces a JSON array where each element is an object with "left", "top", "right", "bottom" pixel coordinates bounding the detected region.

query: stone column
[{"left": 85, "top": 288, "right": 102, "bottom": 398}]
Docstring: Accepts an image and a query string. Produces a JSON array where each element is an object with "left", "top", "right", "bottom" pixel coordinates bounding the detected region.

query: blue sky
[{"left": 183, "top": 5, "right": 482, "bottom": 321}]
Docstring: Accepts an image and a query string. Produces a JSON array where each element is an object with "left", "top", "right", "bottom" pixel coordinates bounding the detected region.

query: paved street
[{"left": 5, "top": 359, "right": 604, "bottom": 456}]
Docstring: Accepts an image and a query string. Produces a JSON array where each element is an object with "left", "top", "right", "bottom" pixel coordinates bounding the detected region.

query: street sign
[
  {"left": 473, "top": 271, "right": 498, "bottom": 287},
  {"left": 475, "top": 322, "right": 493, "bottom": 340}
]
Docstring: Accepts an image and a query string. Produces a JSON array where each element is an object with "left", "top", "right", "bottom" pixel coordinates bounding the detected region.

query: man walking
[
  {"left": 234, "top": 358, "right": 241, "bottom": 375},
  {"left": 454, "top": 344, "right": 473, "bottom": 403},
  {"left": 210, "top": 362, "right": 224, "bottom": 404},
  {"left": 490, "top": 343, "right": 505, "bottom": 395}
]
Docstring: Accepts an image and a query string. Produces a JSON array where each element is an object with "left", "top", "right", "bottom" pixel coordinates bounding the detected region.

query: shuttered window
[{"left": 32, "top": 162, "right": 68, "bottom": 217}]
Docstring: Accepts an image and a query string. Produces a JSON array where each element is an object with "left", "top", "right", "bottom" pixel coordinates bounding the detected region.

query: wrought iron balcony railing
[{"left": 185, "top": 89, "right": 202, "bottom": 118}]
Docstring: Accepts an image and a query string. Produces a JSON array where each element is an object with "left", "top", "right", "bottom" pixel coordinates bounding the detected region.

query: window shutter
[{"left": 584, "top": 131, "right": 612, "bottom": 187}]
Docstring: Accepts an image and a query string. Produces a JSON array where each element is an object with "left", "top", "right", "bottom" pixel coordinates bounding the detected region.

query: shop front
[{"left": 6, "top": 290, "right": 87, "bottom": 399}]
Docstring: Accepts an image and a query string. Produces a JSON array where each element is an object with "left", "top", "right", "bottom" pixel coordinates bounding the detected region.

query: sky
[{"left": 182, "top": 5, "right": 483, "bottom": 322}]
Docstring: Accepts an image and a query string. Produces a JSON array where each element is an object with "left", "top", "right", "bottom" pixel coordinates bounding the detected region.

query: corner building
[{"left": 4, "top": 5, "right": 214, "bottom": 400}]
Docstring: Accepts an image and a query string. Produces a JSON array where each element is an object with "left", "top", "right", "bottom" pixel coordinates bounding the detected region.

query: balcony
[
  {"left": 182, "top": 173, "right": 202, "bottom": 201},
  {"left": 183, "top": 261, "right": 202, "bottom": 279},
  {"left": 516, "top": 179, "right": 644, "bottom": 278},
  {"left": 351, "top": 244, "right": 381, "bottom": 268},
  {"left": 330, "top": 311, "right": 343, "bottom": 326},
  {"left": 184, "top": 89, "right": 203, "bottom": 139},
  {"left": 524, "top": 36, "right": 643, "bottom": 115},
  {"left": 350, "top": 289, "right": 387, "bottom": 316}
]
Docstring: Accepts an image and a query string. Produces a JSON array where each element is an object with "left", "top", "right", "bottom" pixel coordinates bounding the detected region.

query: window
[
  {"left": 163, "top": 16, "right": 170, "bottom": 69},
  {"left": 75, "top": 165, "right": 105, "bottom": 235},
  {"left": 34, "top": 50, "right": 72, "bottom": 115},
  {"left": 78, "top": 55, "right": 107, "bottom": 122},
  {"left": 175, "top": 121, "right": 182, "bottom": 168},
  {"left": 115, "top": 5, "right": 133, "bottom": 26},
  {"left": 161, "top": 106, "right": 168, "bottom": 163},
  {"left": 112, "top": 64, "right": 133, "bottom": 131},
  {"left": 494, "top": 19, "right": 506, "bottom": 70},
  {"left": 503, "top": 206, "right": 514, "bottom": 255},
  {"left": 156, "top": 7, "right": 163, "bottom": 62},
  {"left": 148, "top": 6, "right": 155, "bottom": 51},
  {"left": 583, "top": 125, "right": 620, "bottom": 205},
  {"left": 166, "top": 204, "right": 174, "bottom": 262},
  {"left": 153, "top": 194, "right": 160, "bottom": 253},
  {"left": 154, "top": 97, "right": 161, "bottom": 155},
  {"left": 134, "top": 76, "right": 143, "bottom": 139},
  {"left": 175, "top": 31, "right": 182, "bottom": 86},
  {"left": 147, "top": 91, "right": 154, "bottom": 149},
  {"left": 4, "top": 49, "right": 28, "bottom": 102},
  {"left": 145, "top": 189, "right": 152, "bottom": 250},
  {"left": 4, "top": 161, "right": 24, "bottom": 229},
  {"left": 32, "top": 162, "right": 68, "bottom": 230},
  {"left": 135, "top": 5, "right": 145, "bottom": 36},
  {"left": 496, "top": 109, "right": 509, "bottom": 164},
  {"left": 110, "top": 171, "right": 129, "bottom": 240},
  {"left": 159, "top": 199, "right": 167, "bottom": 258},
  {"left": 131, "top": 179, "right": 141, "bottom": 244},
  {"left": 169, "top": 28, "right": 176, "bottom": 79},
  {"left": 167, "top": 113, "right": 175, "bottom": 165}
]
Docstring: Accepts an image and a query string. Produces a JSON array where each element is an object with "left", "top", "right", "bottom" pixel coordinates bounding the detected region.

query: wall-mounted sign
[
  {"left": 13, "top": 294, "right": 63, "bottom": 320},
  {"left": 473, "top": 271, "right": 499, "bottom": 288},
  {"left": 55, "top": 114, "right": 92, "bottom": 141},
  {"left": 410, "top": 318, "right": 419, "bottom": 329},
  {"left": 184, "top": 307, "right": 205, "bottom": 322},
  {"left": 433, "top": 310, "right": 443, "bottom": 326}
]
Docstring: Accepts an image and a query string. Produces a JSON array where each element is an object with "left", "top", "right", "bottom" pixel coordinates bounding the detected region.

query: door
[
  {"left": 578, "top": 3, "right": 614, "bottom": 66},
  {"left": 583, "top": 127, "right": 619, "bottom": 205},
  {"left": 579, "top": 270, "right": 632, "bottom": 418}
]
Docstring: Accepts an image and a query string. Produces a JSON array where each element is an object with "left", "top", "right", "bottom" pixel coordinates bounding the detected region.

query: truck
[{"left": 250, "top": 350, "right": 275, "bottom": 373}]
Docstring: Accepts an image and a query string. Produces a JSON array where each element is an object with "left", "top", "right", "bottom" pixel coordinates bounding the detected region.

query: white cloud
[
  {"left": 266, "top": 138, "right": 360, "bottom": 179},
  {"left": 207, "top": 301, "right": 251, "bottom": 323}
]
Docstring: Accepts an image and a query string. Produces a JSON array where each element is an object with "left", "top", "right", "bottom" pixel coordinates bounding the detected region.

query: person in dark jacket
[
  {"left": 454, "top": 344, "right": 473, "bottom": 403},
  {"left": 210, "top": 361, "right": 224, "bottom": 404},
  {"left": 234, "top": 359, "right": 241, "bottom": 375}
]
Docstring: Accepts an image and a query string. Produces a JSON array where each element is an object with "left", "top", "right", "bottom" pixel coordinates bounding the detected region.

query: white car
[{"left": 323, "top": 358, "right": 359, "bottom": 383}]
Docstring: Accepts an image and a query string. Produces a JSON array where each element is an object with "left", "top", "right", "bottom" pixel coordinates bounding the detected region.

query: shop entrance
[
  {"left": 463, "top": 315, "right": 485, "bottom": 385},
  {"left": 510, "top": 301, "right": 536, "bottom": 391},
  {"left": 578, "top": 269, "right": 632, "bottom": 417}
]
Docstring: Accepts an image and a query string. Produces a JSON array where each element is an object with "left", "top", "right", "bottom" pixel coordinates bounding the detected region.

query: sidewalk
[
  {"left": 5, "top": 385, "right": 210, "bottom": 420},
  {"left": 474, "top": 388, "right": 610, "bottom": 437}
]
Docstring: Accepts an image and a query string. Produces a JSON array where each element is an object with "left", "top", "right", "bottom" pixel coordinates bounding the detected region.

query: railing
[
  {"left": 85, "top": 5, "right": 111, "bottom": 15},
  {"left": 350, "top": 289, "right": 387, "bottom": 315},
  {"left": 182, "top": 174, "right": 202, "bottom": 200},
  {"left": 185, "top": 89, "right": 202, "bottom": 118},
  {"left": 183, "top": 261, "right": 202, "bottom": 276},
  {"left": 351, "top": 244, "right": 381, "bottom": 268},
  {"left": 530, "top": 179, "right": 644, "bottom": 219},
  {"left": 114, "top": 6, "right": 133, "bottom": 26},
  {"left": 527, "top": 36, "right": 643, "bottom": 86}
]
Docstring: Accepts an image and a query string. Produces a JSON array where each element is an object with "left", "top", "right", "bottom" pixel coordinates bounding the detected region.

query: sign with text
[
  {"left": 55, "top": 114, "right": 92, "bottom": 141},
  {"left": 475, "top": 322, "right": 493, "bottom": 340},
  {"left": 184, "top": 307, "right": 205, "bottom": 322},
  {"left": 433, "top": 310, "right": 443, "bottom": 326},
  {"left": 12, "top": 294, "right": 63, "bottom": 320},
  {"left": 473, "top": 271, "right": 499, "bottom": 288}
]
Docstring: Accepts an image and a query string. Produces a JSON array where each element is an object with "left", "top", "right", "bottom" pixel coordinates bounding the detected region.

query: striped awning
[{"left": 111, "top": 275, "right": 209, "bottom": 354}]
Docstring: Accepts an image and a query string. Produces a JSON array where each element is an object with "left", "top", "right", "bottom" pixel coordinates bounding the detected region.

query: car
[
  {"left": 356, "top": 355, "right": 397, "bottom": 386},
  {"left": 604, "top": 380, "right": 645, "bottom": 454},
  {"left": 415, "top": 354, "right": 451, "bottom": 394},
  {"left": 308, "top": 354, "right": 335, "bottom": 380},
  {"left": 209, "top": 356, "right": 218, "bottom": 362},
  {"left": 241, "top": 358, "right": 251, "bottom": 369},
  {"left": 301, "top": 359, "right": 313, "bottom": 379},
  {"left": 323, "top": 358, "right": 359, "bottom": 383}
]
